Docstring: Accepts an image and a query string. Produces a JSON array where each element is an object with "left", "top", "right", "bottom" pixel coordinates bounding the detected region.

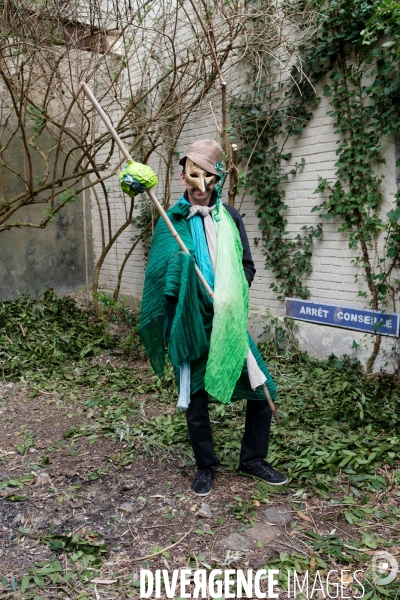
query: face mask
[{"left": 184, "top": 158, "right": 216, "bottom": 193}]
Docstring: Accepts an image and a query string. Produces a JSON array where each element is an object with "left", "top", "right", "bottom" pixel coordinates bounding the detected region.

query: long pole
[{"left": 80, "top": 82, "right": 214, "bottom": 301}]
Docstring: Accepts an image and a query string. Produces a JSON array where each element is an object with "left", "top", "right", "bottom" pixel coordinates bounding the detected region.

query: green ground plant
[
  {"left": 0, "top": 289, "right": 114, "bottom": 379},
  {"left": 0, "top": 294, "right": 399, "bottom": 599},
  {"left": 3, "top": 293, "right": 398, "bottom": 495}
]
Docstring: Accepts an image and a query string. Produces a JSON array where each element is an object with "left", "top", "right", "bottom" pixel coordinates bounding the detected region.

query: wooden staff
[
  {"left": 262, "top": 383, "right": 280, "bottom": 425},
  {"left": 80, "top": 82, "right": 280, "bottom": 424}
]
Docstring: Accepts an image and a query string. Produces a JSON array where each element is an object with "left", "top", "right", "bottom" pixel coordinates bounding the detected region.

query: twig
[
  {"left": 142, "top": 523, "right": 174, "bottom": 530},
  {"left": 364, "top": 522, "right": 400, "bottom": 532},
  {"left": 376, "top": 481, "right": 394, "bottom": 503},
  {"left": 18, "top": 322, "right": 25, "bottom": 337},
  {"left": 129, "top": 528, "right": 193, "bottom": 562},
  {"left": 32, "top": 387, "right": 56, "bottom": 396},
  {"left": 7, "top": 523, "right": 39, "bottom": 539},
  {"left": 209, "top": 101, "right": 221, "bottom": 135},
  {"left": 259, "top": 519, "right": 276, "bottom": 526},
  {"left": 290, "top": 535, "right": 313, "bottom": 551},
  {"left": 228, "top": 143, "right": 238, "bottom": 206},
  {"left": 275, "top": 539, "right": 308, "bottom": 557},
  {"left": 306, "top": 509, "right": 320, "bottom": 535}
]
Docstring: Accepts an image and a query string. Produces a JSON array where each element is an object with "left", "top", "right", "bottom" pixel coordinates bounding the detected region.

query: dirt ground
[
  {"left": 0, "top": 317, "right": 399, "bottom": 599},
  {"left": 0, "top": 378, "right": 295, "bottom": 585}
]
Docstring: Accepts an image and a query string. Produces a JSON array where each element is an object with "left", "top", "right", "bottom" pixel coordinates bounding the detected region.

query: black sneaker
[
  {"left": 191, "top": 468, "right": 215, "bottom": 496},
  {"left": 238, "top": 460, "right": 288, "bottom": 486}
]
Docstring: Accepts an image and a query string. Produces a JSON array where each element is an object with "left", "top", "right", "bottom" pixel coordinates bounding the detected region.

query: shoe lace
[
  {"left": 253, "top": 461, "right": 274, "bottom": 477},
  {"left": 195, "top": 468, "right": 212, "bottom": 483}
]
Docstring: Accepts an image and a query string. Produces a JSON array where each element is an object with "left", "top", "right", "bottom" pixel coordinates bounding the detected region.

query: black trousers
[{"left": 185, "top": 388, "right": 272, "bottom": 470}]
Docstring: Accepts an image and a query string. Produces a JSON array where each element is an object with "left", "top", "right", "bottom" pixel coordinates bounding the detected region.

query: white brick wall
[{"left": 90, "top": 77, "right": 399, "bottom": 369}]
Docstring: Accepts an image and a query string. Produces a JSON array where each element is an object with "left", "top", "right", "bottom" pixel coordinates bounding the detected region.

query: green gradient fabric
[
  {"left": 205, "top": 202, "right": 250, "bottom": 403},
  {"left": 139, "top": 200, "right": 277, "bottom": 403}
]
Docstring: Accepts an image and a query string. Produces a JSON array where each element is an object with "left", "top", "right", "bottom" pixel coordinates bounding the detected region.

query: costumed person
[{"left": 139, "top": 139, "right": 287, "bottom": 496}]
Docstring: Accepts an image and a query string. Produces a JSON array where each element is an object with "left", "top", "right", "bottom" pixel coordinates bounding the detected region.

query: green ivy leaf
[{"left": 387, "top": 208, "right": 400, "bottom": 224}]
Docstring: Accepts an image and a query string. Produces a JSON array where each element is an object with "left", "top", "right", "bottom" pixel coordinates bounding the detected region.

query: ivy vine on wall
[
  {"left": 231, "top": 0, "right": 400, "bottom": 371},
  {"left": 230, "top": 55, "right": 323, "bottom": 301}
]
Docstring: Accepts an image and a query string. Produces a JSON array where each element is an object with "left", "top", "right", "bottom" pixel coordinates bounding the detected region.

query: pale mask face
[{"left": 184, "top": 158, "right": 216, "bottom": 193}]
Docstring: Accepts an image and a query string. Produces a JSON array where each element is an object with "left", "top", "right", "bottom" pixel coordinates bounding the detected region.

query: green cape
[{"left": 139, "top": 201, "right": 276, "bottom": 402}]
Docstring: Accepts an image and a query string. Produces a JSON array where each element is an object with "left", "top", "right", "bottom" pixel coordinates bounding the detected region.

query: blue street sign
[{"left": 285, "top": 298, "right": 399, "bottom": 337}]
